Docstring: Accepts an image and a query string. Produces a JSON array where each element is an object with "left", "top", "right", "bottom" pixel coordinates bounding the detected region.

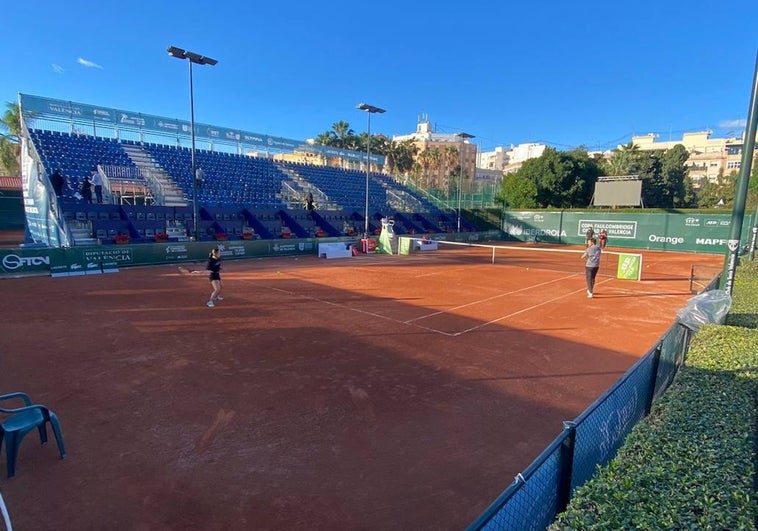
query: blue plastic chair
[{"left": 0, "top": 392, "right": 66, "bottom": 478}]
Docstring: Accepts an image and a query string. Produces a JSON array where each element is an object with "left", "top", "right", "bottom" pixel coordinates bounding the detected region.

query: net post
[{"left": 491, "top": 247, "right": 495, "bottom": 264}]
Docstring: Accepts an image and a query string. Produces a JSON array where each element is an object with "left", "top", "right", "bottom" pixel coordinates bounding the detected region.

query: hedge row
[
  {"left": 726, "top": 259, "right": 758, "bottom": 329},
  {"left": 550, "top": 263, "right": 758, "bottom": 530}
]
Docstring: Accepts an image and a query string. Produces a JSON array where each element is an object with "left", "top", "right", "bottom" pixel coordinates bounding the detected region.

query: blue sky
[{"left": 3, "top": 1, "right": 757, "bottom": 153}]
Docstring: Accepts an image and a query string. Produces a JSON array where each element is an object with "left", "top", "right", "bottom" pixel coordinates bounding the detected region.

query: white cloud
[
  {"left": 51, "top": 64, "right": 64, "bottom": 74},
  {"left": 718, "top": 119, "right": 747, "bottom": 129},
  {"left": 77, "top": 57, "right": 103, "bottom": 69}
]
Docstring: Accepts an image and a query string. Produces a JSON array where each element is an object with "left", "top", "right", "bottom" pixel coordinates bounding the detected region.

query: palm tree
[
  {"left": 428, "top": 147, "right": 442, "bottom": 190},
  {"left": 443, "top": 146, "right": 459, "bottom": 198},
  {"left": 607, "top": 142, "right": 641, "bottom": 176},
  {"left": 394, "top": 140, "right": 418, "bottom": 178},
  {"left": 331, "top": 121, "right": 354, "bottom": 149},
  {"left": 313, "top": 131, "right": 335, "bottom": 146},
  {"left": 371, "top": 135, "right": 392, "bottom": 174},
  {"left": 1, "top": 102, "right": 21, "bottom": 137},
  {"left": 417, "top": 149, "right": 433, "bottom": 189},
  {"left": 0, "top": 102, "right": 22, "bottom": 175}
]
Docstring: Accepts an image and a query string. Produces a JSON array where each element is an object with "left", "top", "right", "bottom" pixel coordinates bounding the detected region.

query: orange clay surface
[{"left": 0, "top": 245, "right": 723, "bottom": 530}]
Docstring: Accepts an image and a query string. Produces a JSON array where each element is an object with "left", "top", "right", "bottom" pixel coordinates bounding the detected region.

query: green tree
[
  {"left": 498, "top": 173, "right": 537, "bottom": 208},
  {"left": 605, "top": 141, "right": 641, "bottom": 176},
  {"left": 696, "top": 170, "right": 737, "bottom": 208},
  {"left": 0, "top": 102, "right": 21, "bottom": 175},
  {"left": 696, "top": 177, "right": 724, "bottom": 208},
  {"left": 747, "top": 163, "right": 758, "bottom": 211},
  {"left": 330, "top": 121, "right": 355, "bottom": 148},
  {"left": 416, "top": 149, "right": 434, "bottom": 189},
  {"left": 636, "top": 147, "right": 692, "bottom": 208},
  {"left": 507, "top": 147, "right": 600, "bottom": 208},
  {"left": 660, "top": 144, "right": 693, "bottom": 207},
  {"left": 638, "top": 151, "right": 665, "bottom": 207},
  {"left": 443, "top": 146, "right": 459, "bottom": 198},
  {"left": 313, "top": 121, "right": 359, "bottom": 168},
  {"left": 604, "top": 142, "right": 692, "bottom": 208},
  {"left": 378, "top": 138, "right": 417, "bottom": 178},
  {"left": 392, "top": 139, "right": 417, "bottom": 177},
  {"left": 1, "top": 102, "right": 21, "bottom": 137},
  {"left": 313, "top": 131, "right": 335, "bottom": 146}
]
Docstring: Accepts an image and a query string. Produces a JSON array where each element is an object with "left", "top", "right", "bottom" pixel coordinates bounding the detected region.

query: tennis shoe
[
  {"left": 206, "top": 300, "right": 215, "bottom": 308},
  {"left": 214, "top": 296, "right": 224, "bottom": 301},
  {"left": 587, "top": 292, "right": 593, "bottom": 298}
]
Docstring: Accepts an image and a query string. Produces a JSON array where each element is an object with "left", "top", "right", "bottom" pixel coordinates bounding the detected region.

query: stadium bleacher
[{"left": 28, "top": 130, "right": 463, "bottom": 245}]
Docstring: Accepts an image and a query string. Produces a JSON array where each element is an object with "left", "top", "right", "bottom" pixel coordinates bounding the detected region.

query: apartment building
[
  {"left": 393, "top": 119, "right": 477, "bottom": 191},
  {"left": 632, "top": 131, "right": 751, "bottom": 187},
  {"left": 477, "top": 143, "right": 547, "bottom": 174}
]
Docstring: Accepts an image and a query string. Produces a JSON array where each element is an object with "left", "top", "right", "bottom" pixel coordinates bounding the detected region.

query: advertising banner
[
  {"left": 1, "top": 238, "right": 322, "bottom": 277},
  {"left": 1, "top": 247, "right": 61, "bottom": 275},
  {"left": 503, "top": 211, "right": 754, "bottom": 253},
  {"left": 19, "top": 94, "right": 384, "bottom": 164},
  {"left": 616, "top": 253, "right": 642, "bottom": 280}
]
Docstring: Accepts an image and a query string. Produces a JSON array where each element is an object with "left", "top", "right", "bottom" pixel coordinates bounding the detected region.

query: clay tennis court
[{"left": 0, "top": 244, "right": 722, "bottom": 530}]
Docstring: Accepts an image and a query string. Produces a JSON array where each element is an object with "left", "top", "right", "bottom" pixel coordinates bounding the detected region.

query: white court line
[
  {"left": 453, "top": 278, "right": 616, "bottom": 336},
  {"left": 262, "top": 284, "right": 435, "bottom": 330},
  {"left": 248, "top": 273, "right": 615, "bottom": 338},
  {"left": 254, "top": 280, "right": 463, "bottom": 336},
  {"left": 405, "top": 273, "right": 581, "bottom": 323}
]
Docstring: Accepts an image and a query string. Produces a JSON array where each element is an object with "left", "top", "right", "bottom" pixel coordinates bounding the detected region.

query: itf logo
[{"left": 685, "top": 217, "right": 700, "bottom": 227}]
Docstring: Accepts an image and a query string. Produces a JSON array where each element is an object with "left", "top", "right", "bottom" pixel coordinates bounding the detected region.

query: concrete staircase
[
  {"left": 275, "top": 164, "right": 339, "bottom": 210},
  {"left": 121, "top": 144, "right": 188, "bottom": 207},
  {"left": 69, "top": 221, "right": 98, "bottom": 246}
]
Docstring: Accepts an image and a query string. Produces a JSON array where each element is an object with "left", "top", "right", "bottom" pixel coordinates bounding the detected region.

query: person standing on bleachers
[
  {"left": 90, "top": 168, "right": 104, "bottom": 203},
  {"left": 50, "top": 169, "right": 64, "bottom": 197},
  {"left": 81, "top": 175, "right": 93, "bottom": 204}
]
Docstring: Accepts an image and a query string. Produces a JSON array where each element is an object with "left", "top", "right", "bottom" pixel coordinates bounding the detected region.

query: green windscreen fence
[{"left": 502, "top": 211, "right": 754, "bottom": 253}]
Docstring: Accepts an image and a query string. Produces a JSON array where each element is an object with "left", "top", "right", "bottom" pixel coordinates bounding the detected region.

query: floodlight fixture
[
  {"left": 167, "top": 45, "right": 218, "bottom": 240},
  {"left": 356, "top": 103, "right": 386, "bottom": 240}
]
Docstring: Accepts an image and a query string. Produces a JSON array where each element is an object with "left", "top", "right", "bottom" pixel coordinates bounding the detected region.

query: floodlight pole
[
  {"left": 168, "top": 45, "right": 217, "bottom": 241},
  {"left": 188, "top": 60, "right": 198, "bottom": 241},
  {"left": 456, "top": 132, "right": 475, "bottom": 233},
  {"left": 357, "top": 103, "right": 386, "bottom": 239}
]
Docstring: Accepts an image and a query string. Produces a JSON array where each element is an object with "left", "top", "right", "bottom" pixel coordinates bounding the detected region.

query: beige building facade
[
  {"left": 632, "top": 131, "right": 752, "bottom": 187},
  {"left": 477, "top": 143, "right": 547, "bottom": 174},
  {"left": 393, "top": 120, "right": 477, "bottom": 192}
]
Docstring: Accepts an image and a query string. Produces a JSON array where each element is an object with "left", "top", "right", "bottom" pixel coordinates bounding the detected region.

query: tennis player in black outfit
[{"left": 206, "top": 248, "right": 223, "bottom": 307}]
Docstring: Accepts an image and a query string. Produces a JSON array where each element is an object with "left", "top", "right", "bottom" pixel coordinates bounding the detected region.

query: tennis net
[
  {"left": 400, "top": 238, "right": 643, "bottom": 280},
  {"left": 689, "top": 264, "right": 721, "bottom": 293}
]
